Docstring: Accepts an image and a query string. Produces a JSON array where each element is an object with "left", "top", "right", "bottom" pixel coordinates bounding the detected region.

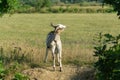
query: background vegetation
[{"left": 0, "top": 0, "right": 114, "bottom": 14}]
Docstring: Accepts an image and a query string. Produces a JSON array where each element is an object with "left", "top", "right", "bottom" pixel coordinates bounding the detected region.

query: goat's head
[{"left": 51, "top": 23, "right": 66, "bottom": 33}]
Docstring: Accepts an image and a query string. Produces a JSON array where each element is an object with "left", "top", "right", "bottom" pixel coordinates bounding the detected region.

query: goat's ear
[{"left": 51, "top": 23, "right": 57, "bottom": 28}]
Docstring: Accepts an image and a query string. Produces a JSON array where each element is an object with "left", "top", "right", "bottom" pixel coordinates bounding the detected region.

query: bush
[
  {"left": 0, "top": 61, "right": 7, "bottom": 79},
  {"left": 0, "top": 0, "right": 20, "bottom": 15},
  {"left": 13, "top": 73, "right": 29, "bottom": 80},
  {"left": 46, "top": 6, "right": 114, "bottom": 13},
  {"left": 0, "top": 60, "right": 29, "bottom": 80},
  {"left": 16, "top": 5, "right": 36, "bottom": 13},
  {"left": 94, "top": 33, "right": 120, "bottom": 80},
  {"left": 103, "top": 0, "right": 120, "bottom": 18}
]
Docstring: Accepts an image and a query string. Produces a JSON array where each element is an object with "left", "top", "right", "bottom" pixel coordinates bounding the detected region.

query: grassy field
[{"left": 0, "top": 13, "right": 120, "bottom": 67}]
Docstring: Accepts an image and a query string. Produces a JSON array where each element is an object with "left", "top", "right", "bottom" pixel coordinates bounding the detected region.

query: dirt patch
[{"left": 22, "top": 65, "right": 95, "bottom": 80}]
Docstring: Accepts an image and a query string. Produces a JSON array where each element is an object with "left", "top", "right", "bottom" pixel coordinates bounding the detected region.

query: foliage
[
  {"left": 0, "top": 0, "right": 20, "bottom": 15},
  {"left": 103, "top": 0, "right": 120, "bottom": 19},
  {"left": 1, "top": 0, "right": 118, "bottom": 14},
  {"left": 0, "top": 0, "right": 114, "bottom": 14},
  {"left": 13, "top": 73, "right": 29, "bottom": 80},
  {"left": 20, "top": 0, "right": 52, "bottom": 10},
  {"left": 17, "top": 6, "right": 113, "bottom": 13},
  {"left": 0, "top": 60, "right": 29, "bottom": 80},
  {"left": 94, "top": 33, "right": 120, "bottom": 80},
  {"left": 0, "top": 61, "right": 7, "bottom": 79}
]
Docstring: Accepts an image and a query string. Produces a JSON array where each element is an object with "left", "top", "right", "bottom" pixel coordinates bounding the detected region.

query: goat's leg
[
  {"left": 57, "top": 53, "right": 60, "bottom": 66},
  {"left": 59, "top": 51, "right": 62, "bottom": 72},
  {"left": 51, "top": 46, "right": 56, "bottom": 71},
  {"left": 57, "top": 41, "right": 62, "bottom": 72},
  {"left": 44, "top": 48, "right": 48, "bottom": 63}
]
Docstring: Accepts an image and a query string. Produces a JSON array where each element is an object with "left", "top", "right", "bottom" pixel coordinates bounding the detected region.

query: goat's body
[{"left": 46, "top": 31, "right": 55, "bottom": 48}]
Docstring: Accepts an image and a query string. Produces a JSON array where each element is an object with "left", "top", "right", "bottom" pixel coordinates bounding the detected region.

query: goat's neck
[
  {"left": 55, "top": 32, "right": 61, "bottom": 35},
  {"left": 54, "top": 32, "right": 61, "bottom": 41}
]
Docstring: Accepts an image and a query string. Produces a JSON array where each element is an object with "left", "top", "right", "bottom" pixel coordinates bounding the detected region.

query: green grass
[{"left": 0, "top": 13, "right": 120, "bottom": 66}]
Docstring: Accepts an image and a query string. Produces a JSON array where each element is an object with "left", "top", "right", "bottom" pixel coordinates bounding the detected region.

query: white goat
[{"left": 44, "top": 23, "right": 66, "bottom": 72}]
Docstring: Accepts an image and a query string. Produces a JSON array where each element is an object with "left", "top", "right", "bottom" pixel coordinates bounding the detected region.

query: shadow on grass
[{"left": 71, "top": 66, "right": 95, "bottom": 80}]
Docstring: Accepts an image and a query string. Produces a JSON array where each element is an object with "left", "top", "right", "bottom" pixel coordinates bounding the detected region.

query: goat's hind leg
[
  {"left": 51, "top": 46, "right": 56, "bottom": 71},
  {"left": 57, "top": 42, "right": 63, "bottom": 72},
  {"left": 59, "top": 53, "right": 62, "bottom": 72},
  {"left": 44, "top": 48, "right": 48, "bottom": 63},
  {"left": 57, "top": 48, "right": 62, "bottom": 72},
  {"left": 56, "top": 51, "right": 60, "bottom": 66}
]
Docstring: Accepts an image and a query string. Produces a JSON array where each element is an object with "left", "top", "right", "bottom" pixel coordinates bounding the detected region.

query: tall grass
[{"left": 0, "top": 13, "right": 120, "bottom": 67}]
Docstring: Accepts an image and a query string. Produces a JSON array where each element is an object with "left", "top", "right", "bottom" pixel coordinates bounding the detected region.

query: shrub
[
  {"left": 0, "top": 60, "right": 29, "bottom": 80},
  {"left": 13, "top": 73, "right": 29, "bottom": 80},
  {"left": 46, "top": 6, "right": 114, "bottom": 13},
  {"left": 0, "top": 61, "right": 7, "bottom": 79},
  {"left": 94, "top": 33, "right": 120, "bottom": 80},
  {"left": 16, "top": 5, "right": 36, "bottom": 13},
  {"left": 0, "top": 0, "right": 20, "bottom": 15},
  {"left": 11, "top": 3, "right": 114, "bottom": 13}
]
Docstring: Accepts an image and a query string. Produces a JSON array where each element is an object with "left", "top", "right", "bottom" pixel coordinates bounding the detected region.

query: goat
[{"left": 44, "top": 23, "right": 66, "bottom": 72}]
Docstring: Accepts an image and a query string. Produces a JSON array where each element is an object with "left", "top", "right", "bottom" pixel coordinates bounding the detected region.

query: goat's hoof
[
  {"left": 53, "top": 67, "right": 56, "bottom": 71},
  {"left": 60, "top": 67, "right": 63, "bottom": 72}
]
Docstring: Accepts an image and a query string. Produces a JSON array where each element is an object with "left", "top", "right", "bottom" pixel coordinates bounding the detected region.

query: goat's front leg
[{"left": 44, "top": 48, "right": 48, "bottom": 63}]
